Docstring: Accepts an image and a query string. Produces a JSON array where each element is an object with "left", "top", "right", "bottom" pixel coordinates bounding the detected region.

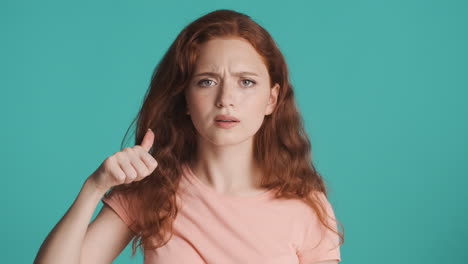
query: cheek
[
  {"left": 244, "top": 92, "right": 269, "bottom": 115},
  {"left": 187, "top": 93, "right": 208, "bottom": 113},
  {"left": 187, "top": 96, "right": 214, "bottom": 131},
  {"left": 242, "top": 96, "right": 269, "bottom": 128}
]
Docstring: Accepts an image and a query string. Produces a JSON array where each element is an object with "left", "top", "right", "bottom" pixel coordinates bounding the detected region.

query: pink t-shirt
[{"left": 102, "top": 162, "right": 341, "bottom": 263}]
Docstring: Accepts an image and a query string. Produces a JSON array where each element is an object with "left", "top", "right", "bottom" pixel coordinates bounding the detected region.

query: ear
[{"left": 265, "top": 83, "right": 280, "bottom": 116}]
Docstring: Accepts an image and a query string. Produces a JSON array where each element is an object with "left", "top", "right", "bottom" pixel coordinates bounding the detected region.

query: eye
[
  {"left": 241, "top": 79, "right": 256, "bottom": 87},
  {"left": 197, "top": 79, "right": 216, "bottom": 87}
]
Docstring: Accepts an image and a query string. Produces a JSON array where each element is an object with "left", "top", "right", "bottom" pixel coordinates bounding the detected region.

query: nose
[{"left": 215, "top": 80, "right": 235, "bottom": 108}]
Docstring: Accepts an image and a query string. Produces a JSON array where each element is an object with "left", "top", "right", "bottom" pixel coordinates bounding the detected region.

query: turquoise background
[{"left": 2, "top": 0, "right": 467, "bottom": 263}]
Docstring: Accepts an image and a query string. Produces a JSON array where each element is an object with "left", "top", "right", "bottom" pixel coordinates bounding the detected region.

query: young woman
[{"left": 35, "top": 9, "right": 344, "bottom": 264}]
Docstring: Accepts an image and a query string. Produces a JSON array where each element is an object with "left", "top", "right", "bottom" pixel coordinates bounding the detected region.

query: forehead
[{"left": 194, "top": 38, "right": 268, "bottom": 76}]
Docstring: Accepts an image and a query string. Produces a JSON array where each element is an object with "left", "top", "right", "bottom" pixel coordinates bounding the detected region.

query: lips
[{"left": 214, "top": 114, "right": 240, "bottom": 122}]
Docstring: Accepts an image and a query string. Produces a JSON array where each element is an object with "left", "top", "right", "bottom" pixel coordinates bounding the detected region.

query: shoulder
[{"left": 295, "top": 191, "right": 341, "bottom": 264}]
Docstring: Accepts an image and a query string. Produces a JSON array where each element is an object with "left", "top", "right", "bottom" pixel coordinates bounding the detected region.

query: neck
[{"left": 189, "top": 136, "right": 264, "bottom": 194}]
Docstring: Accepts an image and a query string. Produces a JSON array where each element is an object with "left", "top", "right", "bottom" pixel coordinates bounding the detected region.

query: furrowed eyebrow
[{"left": 193, "top": 71, "right": 259, "bottom": 78}]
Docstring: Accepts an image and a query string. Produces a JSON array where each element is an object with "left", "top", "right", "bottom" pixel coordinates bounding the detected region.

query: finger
[
  {"left": 109, "top": 161, "right": 126, "bottom": 183},
  {"left": 117, "top": 156, "right": 138, "bottom": 184},
  {"left": 128, "top": 154, "right": 151, "bottom": 179},
  {"left": 140, "top": 128, "right": 155, "bottom": 153},
  {"left": 140, "top": 152, "right": 158, "bottom": 172}
]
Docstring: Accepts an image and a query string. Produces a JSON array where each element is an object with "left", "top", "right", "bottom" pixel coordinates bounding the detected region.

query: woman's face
[{"left": 185, "top": 37, "right": 279, "bottom": 146}]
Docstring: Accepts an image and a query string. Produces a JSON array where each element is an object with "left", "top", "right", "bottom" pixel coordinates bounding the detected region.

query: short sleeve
[
  {"left": 101, "top": 191, "right": 139, "bottom": 234},
  {"left": 297, "top": 192, "right": 341, "bottom": 263}
]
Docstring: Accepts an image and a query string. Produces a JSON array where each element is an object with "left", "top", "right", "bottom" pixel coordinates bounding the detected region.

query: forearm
[{"left": 34, "top": 177, "right": 107, "bottom": 264}]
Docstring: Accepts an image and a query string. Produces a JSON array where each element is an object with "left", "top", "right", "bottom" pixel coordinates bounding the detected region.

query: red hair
[{"left": 104, "top": 8, "right": 344, "bottom": 256}]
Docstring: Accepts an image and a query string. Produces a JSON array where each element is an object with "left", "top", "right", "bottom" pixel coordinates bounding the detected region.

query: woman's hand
[{"left": 87, "top": 128, "right": 158, "bottom": 192}]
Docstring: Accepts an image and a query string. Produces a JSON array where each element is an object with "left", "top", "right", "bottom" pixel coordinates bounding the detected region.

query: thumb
[{"left": 140, "top": 128, "right": 155, "bottom": 152}]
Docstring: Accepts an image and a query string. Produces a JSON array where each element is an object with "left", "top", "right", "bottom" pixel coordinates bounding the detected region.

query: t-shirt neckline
[{"left": 182, "top": 162, "right": 275, "bottom": 202}]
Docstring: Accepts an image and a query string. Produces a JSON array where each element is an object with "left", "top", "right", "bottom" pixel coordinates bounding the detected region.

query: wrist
[{"left": 83, "top": 177, "right": 108, "bottom": 198}]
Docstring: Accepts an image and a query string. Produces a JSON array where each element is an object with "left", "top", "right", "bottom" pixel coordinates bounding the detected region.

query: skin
[
  {"left": 34, "top": 37, "right": 338, "bottom": 264},
  {"left": 184, "top": 37, "right": 280, "bottom": 196}
]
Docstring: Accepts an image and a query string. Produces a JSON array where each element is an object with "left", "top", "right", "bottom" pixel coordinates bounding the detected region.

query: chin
[{"left": 202, "top": 133, "right": 253, "bottom": 147}]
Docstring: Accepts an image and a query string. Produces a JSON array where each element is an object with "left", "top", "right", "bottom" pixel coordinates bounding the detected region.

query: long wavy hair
[{"left": 103, "top": 8, "right": 345, "bottom": 257}]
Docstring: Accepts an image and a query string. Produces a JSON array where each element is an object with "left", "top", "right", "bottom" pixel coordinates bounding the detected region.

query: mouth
[
  {"left": 214, "top": 114, "right": 240, "bottom": 122},
  {"left": 214, "top": 119, "right": 240, "bottom": 129}
]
